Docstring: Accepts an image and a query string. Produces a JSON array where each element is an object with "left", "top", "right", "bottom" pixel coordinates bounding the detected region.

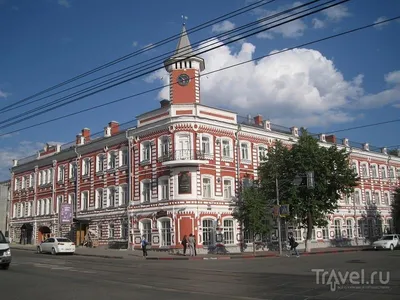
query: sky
[{"left": 0, "top": 0, "right": 399, "bottom": 180}]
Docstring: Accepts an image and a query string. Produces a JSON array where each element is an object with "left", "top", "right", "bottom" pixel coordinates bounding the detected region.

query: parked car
[
  {"left": 0, "top": 230, "right": 11, "bottom": 270},
  {"left": 372, "top": 234, "right": 400, "bottom": 250},
  {"left": 37, "top": 237, "right": 76, "bottom": 255}
]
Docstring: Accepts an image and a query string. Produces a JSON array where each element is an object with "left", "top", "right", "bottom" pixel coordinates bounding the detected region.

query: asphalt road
[{"left": 1, "top": 249, "right": 399, "bottom": 300}]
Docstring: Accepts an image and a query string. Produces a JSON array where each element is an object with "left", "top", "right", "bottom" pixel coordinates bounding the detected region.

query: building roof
[{"left": 171, "top": 25, "right": 193, "bottom": 59}]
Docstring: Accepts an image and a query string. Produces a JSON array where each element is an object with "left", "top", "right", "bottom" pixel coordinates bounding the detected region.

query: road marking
[{"left": 51, "top": 267, "right": 74, "bottom": 270}]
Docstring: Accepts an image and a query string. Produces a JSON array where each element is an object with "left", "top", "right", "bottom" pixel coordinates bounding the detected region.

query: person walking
[
  {"left": 141, "top": 236, "right": 148, "bottom": 257},
  {"left": 188, "top": 233, "right": 195, "bottom": 256},
  {"left": 288, "top": 232, "right": 299, "bottom": 257}
]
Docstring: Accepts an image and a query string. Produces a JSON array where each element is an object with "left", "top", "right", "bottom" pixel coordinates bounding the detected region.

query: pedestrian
[
  {"left": 182, "top": 235, "right": 188, "bottom": 256},
  {"left": 141, "top": 236, "right": 148, "bottom": 257},
  {"left": 194, "top": 236, "right": 197, "bottom": 256},
  {"left": 188, "top": 233, "right": 195, "bottom": 256},
  {"left": 288, "top": 232, "right": 299, "bottom": 257}
]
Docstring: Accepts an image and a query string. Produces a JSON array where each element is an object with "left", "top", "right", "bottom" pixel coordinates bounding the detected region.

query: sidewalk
[{"left": 11, "top": 243, "right": 368, "bottom": 260}]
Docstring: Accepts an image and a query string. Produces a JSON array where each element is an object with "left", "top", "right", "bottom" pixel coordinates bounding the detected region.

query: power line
[
  {"left": 0, "top": 0, "right": 315, "bottom": 115},
  {"left": 1, "top": 14, "right": 397, "bottom": 138},
  {"left": 323, "top": 118, "right": 400, "bottom": 135},
  {"left": 0, "top": 0, "right": 276, "bottom": 113},
  {"left": 0, "top": 0, "right": 348, "bottom": 129}
]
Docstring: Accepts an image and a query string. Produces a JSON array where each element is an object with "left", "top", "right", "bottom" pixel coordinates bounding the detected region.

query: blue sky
[{"left": 0, "top": 0, "right": 399, "bottom": 180}]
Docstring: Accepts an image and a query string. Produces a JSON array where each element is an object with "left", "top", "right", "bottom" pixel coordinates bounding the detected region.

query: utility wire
[
  {"left": 0, "top": 0, "right": 316, "bottom": 115},
  {"left": 0, "top": 14, "right": 397, "bottom": 138},
  {"left": 0, "top": 0, "right": 348, "bottom": 129},
  {"left": 0, "top": 0, "right": 277, "bottom": 112}
]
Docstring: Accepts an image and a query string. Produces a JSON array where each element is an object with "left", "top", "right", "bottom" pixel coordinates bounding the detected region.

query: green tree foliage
[
  {"left": 388, "top": 149, "right": 399, "bottom": 157},
  {"left": 391, "top": 187, "right": 400, "bottom": 233},
  {"left": 232, "top": 182, "right": 272, "bottom": 254},
  {"left": 258, "top": 130, "right": 359, "bottom": 252}
]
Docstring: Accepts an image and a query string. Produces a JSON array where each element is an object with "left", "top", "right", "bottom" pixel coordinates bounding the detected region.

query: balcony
[{"left": 162, "top": 150, "right": 209, "bottom": 167}]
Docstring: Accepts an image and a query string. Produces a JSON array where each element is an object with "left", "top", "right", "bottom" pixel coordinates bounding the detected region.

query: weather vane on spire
[{"left": 181, "top": 15, "right": 188, "bottom": 26}]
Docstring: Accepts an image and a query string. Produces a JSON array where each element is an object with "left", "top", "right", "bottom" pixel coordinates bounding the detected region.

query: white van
[{"left": 0, "top": 231, "right": 11, "bottom": 270}]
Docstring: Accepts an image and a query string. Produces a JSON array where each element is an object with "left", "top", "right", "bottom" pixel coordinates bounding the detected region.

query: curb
[
  {"left": 146, "top": 248, "right": 367, "bottom": 260},
  {"left": 11, "top": 247, "right": 124, "bottom": 259}
]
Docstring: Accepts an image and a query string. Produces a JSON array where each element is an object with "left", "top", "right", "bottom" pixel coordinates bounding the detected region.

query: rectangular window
[
  {"left": 120, "top": 185, "right": 128, "bottom": 205},
  {"left": 202, "top": 178, "right": 211, "bottom": 198},
  {"left": 142, "top": 221, "right": 152, "bottom": 243},
  {"left": 381, "top": 166, "right": 387, "bottom": 179},
  {"left": 372, "top": 166, "right": 378, "bottom": 178},
  {"left": 109, "top": 152, "right": 117, "bottom": 169},
  {"left": 201, "top": 137, "right": 210, "bottom": 154},
  {"left": 222, "top": 140, "right": 230, "bottom": 157},
  {"left": 365, "top": 191, "right": 371, "bottom": 205},
  {"left": 109, "top": 188, "right": 116, "bottom": 207},
  {"left": 142, "top": 144, "right": 151, "bottom": 161},
  {"left": 223, "top": 179, "right": 232, "bottom": 200},
  {"left": 241, "top": 143, "right": 249, "bottom": 160},
  {"left": 81, "top": 192, "right": 89, "bottom": 211},
  {"left": 223, "top": 219, "right": 234, "bottom": 244},
  {"left": 258, "top": 146, "right": 267, "bottom": 161},
  {"left": 121, "top": 149, "right": 128, "bottom": 166},
  {"left": 97, "top": 155, "right": 104, "bottom": 172},
  {"left": 160, "top": 179, "right": 169, "bottom": 200},
  {"left": 361, "top": 164, "right": 368, "bottom": 177},
  {"left": 142, "top": 182, "right": 151, "bottom": 202},
  {"left": 160, "top": 220, "right": 171, "bottom": 246},
  {"left": 322, "top": 227, "right": 329, "bottom": 240}
]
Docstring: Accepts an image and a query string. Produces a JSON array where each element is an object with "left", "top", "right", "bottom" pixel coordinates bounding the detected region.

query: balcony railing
[{"left": 162, "top": 150, "right": 207, "bottom": 162}]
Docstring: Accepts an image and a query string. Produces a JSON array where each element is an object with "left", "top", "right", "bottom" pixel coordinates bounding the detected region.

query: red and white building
[{"left": 9, "top": 25, "right": 400, "bottom": 252}]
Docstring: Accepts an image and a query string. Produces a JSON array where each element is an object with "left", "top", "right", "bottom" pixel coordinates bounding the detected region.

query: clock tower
[{"left": 164, "top": 24, "right": 205, "bottom": 105}]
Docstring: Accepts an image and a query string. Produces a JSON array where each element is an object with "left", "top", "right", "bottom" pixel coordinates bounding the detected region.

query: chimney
[
  {"left": 254, "top": 115, "right": 262, "bottom": 126},
  {"left": 325, "top": 135, "right": 336, "bottom": 144},
  {"left": 81, "top": 128, "right": 90, "bottom": 142},
  {"left": 160, "top": 99, "right": 170, "bottom": 108},
  {"left": 76, "top": 134, "right": 85, "bottom": 145},
  {"left": 109, "top": 121, "right": 119, "bottom": 135}
]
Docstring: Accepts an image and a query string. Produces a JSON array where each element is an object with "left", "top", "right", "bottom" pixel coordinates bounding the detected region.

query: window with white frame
[
  {"left": 160, "top": 219, "right": 171, "bottom": 246},
  {"left": 19, "top": 203, "right": 23, "bottom": 218},
  {"left": 258, "top": 145, "right": 268, "bottom": 162},
  {"left": 159, "top": 178, "right": 169, "bottom": 200},
  {"left": 381, "top": 166, "right": 387, "bottom": 179},
  {"left": 374, "top": 191, "right": 380, "bottom": 205},
  {"left": 202, "top": 177, "right": 212, "bottom": 198},
  {"left": 58, "top": 165, "right": 65, "bottom": 182},
  {"left": 109, "top": 151, "right": 117, "bottom": 169},
  {"left": 223, "top": 219, "right": 234, "bottom": 244},
  {"left": 36, "top": 201, "right": 40, "bottom": 216},
  {"left": 159, "top": 137, "right": 169, "bottom": 158},
  {"left": 47, "top": 169, "right": 53, "bottom": 184},
  {"left": 69, "top": 162, "right": 77, "bottom": 179},
  {"left": 98, "top": 225, "right": 103, "bottom": 238},
  {"left": 201, "top": 135, "right": 211, "bottom": 154},
  {"left": 14, "top": 178, "right": 20, "bottom": 191},
  {"left": 221, "top": 139, "right": 232, "bottom": 158},
  {"left": 361, "top": 163, "right": 368, "bottom": 177},
  {"left": 346, "top": 219, "right": 353, "bottom": 238},
  {"left": 96, "top": 188, "right": 103, "bottom": 209},
  {"left": 141, "top": 142, "right": 151, "bottom": 163},
  {"left": 46, "top": 198, "right": 51, "bottom": 215},
  {"left": 334, "top": 219, "right": 341, "bottom": 238},
  {"left": 109, "top": 223, "right": 115, "bottom": 238},
  {"left": 21, "top": 177, "right": 26, "bottom": 189},
  {"left": 357, "top": 219, "right": 365, "bottom": 237},
  {"left": 383, "top": 192, "right": 390, "bottom": 205},
  {"left": 240, "top": 142, "right": 249, "bottom": 160},
  {"left": 365, "top": 190, "right": 371, "bottom": 205},
  {"left": 68, "top": 193, "right": 75, "bottom": 205},
  {"left": 141, "top": 181, "right": 151, "bottom": 203},
  {"left": 23, "top": 202, "right": 28, "bottom": 217},
  {"left": 29, "top": 173, "right": 34, "bottom": 188},
  {"left": 353, "top": 190, "right": 361, "bottom": 205},
  {"left": 351, "top": 161, "right": 358, "bottom": 176},
  {"left": 108, "top": 187, "right": 116, "bottom": 207},
  {"left": 202, "top": 219, "right": 214, "bottom": 246},
  {"left": 82, "top": 158, "right": 90, "bottom": 176},
  {"left": 38, "top": 172, "right": 43, "bottom": 185},
  {"left": 57, "top": 195, "right": 63, "bottom": 213},
  {"left": 371, "top": 164, "right": 378, "bottom": 178},
  {"left": 120, "top": 185, "right": 128, "bottom": 205},
  {"left": 223, "top": 178, "right": 233, "bottom": 200},
  {"left": 141, "top": 220, "right": 152, "bottom": 243},
  {"left": 81, "top": 191, "right": 89, "bottom": 210},
  {"left": 96, "top": 154, "right": 105, "bottom": 172},
  {"left": 120, "top": 148, "right": 128, "bottom": 166}
]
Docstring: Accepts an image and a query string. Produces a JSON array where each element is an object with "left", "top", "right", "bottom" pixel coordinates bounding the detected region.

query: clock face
[{"left": 177, "top": 74, "right": 190, "bottom": 86}]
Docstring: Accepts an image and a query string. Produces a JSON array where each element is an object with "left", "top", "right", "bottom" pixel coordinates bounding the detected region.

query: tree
[
  {"left": 391, "top": 187, "right": 400, "bottom": 233},
  {"left": 232, "top": 182, "right": 272, "bottom": 255},
  {"left": 388, "top": 149, "right": 399, "bottom": 157},
  {"left": 258, "top": 130, "right": 358, "bottom": 252}
]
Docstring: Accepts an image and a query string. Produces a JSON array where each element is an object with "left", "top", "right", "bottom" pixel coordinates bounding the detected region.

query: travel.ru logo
[{"left": 311, "top": 269, "right": 390, "bottom": 291}]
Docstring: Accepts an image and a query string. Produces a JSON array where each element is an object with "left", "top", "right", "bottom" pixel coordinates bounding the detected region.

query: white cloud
[
  {"left": 0, "top": 140, "right": 64, "bottom": 180},
  {"left": 145, "top": 38, "right": 398, "bottom": 127},
  {"left": 312, "top": 18, "right": 325, "bottom": 29},
  {"left": 321, "top": 4, "right": 351, "bottom": 21},
  {"left": 0, "top": 89, "right": 9, "bottom": 98},
  {"left": 374, "top": 16, "right": 389, "bottom": 30},
  {"left": 58, "top": 0, "right": 71, "bottom": 8},
  {"left": 212, "top": 20, "right": 236, "bottom": 33}
]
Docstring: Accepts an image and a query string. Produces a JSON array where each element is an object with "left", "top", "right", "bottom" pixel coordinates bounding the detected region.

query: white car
[
  {"left": 0, "top": 231, "right": 11, "bottom": 270},
  {"left": 372, "top": 234, "right": 400, "bottom": 251},
  {"left": 37, "top": 237, "right": 76, "bottom": 255}
]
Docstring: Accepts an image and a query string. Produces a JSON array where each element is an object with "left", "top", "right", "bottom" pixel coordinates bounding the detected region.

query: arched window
[
  {"left": 334, "top": 219, "right": 341, "bottom": 238},
  {"left": 202, "top": 219, "right": 215, "bottom": 246},
  {"left": 346, "top": 219, "right": 353, "bottom": 238}
]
